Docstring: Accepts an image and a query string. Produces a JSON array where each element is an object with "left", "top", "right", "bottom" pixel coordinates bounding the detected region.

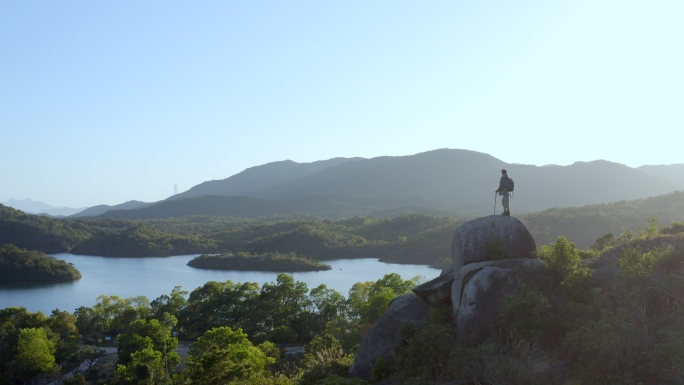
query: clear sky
[{"left": 1, "top": 1, "right": 683, "bottom": 208}]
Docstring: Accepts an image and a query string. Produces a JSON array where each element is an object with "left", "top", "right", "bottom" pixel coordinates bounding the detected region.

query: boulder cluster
[{"left": 350, "top": 215, "right": 544, "bottom": 379}]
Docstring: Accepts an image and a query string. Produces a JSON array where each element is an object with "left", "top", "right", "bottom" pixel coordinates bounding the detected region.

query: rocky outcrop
[
  {"left": 451, "top": 259, "right": 548, "bottom": 344},
  {"left": 349, "top": 294, "right": 430, "bottom": 380},
  {"left": 451, "top": 215, "right": 536, "bottom": 272},
  {"left": 440, "top": 263, "right": 453, "bottom": 277},
  {"left": 412, "top": 267, "right": 454, "bottom": 306},
  {"left": 451, "top": 259, "right": 546, "bottom": 313},
  {"left": 353, "top": 215, "right": 544, "bottom": 378},
  {"left": 456, "top": 267, "right": 520, "bottom": 344}
]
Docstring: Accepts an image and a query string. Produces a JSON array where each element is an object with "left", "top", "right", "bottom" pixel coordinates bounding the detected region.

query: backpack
[{"left": 506, "top": 177, "right": 514, "bottom": 192}]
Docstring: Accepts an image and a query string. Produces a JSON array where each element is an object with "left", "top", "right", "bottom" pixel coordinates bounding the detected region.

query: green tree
[
  {"left": 92, "top": 295, "right": 130, "bottom": 332},
  {"left": 180, "top": 280, "right": 260, "bottom": 339},
  {"left": 115, "top": 347, "right": 165, "bottom": 385},
  {"left": 310, "top": 284, "right": 347, "bottom": 326},
  {"left": 46, "top": 309, "right": 81, "bottom": 371},
  {"left": 646, "top": 217, "right": 660, "bottom": 237},
  {"left": 299, "top": 334, "right": 355, "bottom": 385},
  {"left": 348, "top": 273, "right": 416, "bottom": 325},
  {"left": 16, "top": 327, "right": 56, "bottom": 380},
  {"left": 117, "top": 318, "right": 180, "bottom": 371},
  {"left": 185, "top": 326, "right": 271, "bottom": 385},
  {"left": 536, "top": 236, "right": 592, "bottom": 299},
  {"left": 150, "top": 286, "right": 188, "bottom": 320},
  {"left": 259, "top": 274, "right": 311, "bottom": 341}
]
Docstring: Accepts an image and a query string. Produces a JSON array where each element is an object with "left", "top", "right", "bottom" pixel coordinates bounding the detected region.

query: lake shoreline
[{"left": 0, "top": 254, "right": 440, "bottom": 314}]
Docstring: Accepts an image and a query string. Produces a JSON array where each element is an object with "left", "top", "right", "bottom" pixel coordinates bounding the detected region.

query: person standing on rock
[{"left": 495, "top": 169, "right": 512, "bottom": 216}]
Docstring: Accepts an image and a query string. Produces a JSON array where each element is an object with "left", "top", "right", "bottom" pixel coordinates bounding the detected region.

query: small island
[
  {"left": 0, "top": 244, "right": 82, "bottom": 283},
  {"left": 187, "top": 251, "right": 332, "bottom": 272}
]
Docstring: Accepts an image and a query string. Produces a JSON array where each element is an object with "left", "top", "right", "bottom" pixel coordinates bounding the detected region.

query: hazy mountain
[
  {"left": 92, "top": 149, "right": 680, "bottom": 220},
  {"left": 171, "top": 157, "right": 363, "bottom": 200},
  {"left": 40, "top": 207, "right": 87, "bottom": 217},
  {"left": 250, "top": 149, "right": 677, "bottom": 213},
  {"left": 95, "top": 193, "right": 460, "bottom": 220},
  {"left": 72, "top": 200, "right": 152, "bottom": 217},
  {"left": 2, "top": 198, "right": 85, "bottom": 216},
  {"left": 3, "top": 198, "right": 58, "bottom": 213},
  {"left": 637, "top": 164, "right": 684, "bottom": 190}
]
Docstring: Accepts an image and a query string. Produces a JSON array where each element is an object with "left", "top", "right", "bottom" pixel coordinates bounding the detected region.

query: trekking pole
[{"left": 494, "top": 193, "right": 497, "bottom": 215}]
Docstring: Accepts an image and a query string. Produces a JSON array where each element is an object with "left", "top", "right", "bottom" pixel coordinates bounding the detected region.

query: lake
[{"left": 0, "top": 253, "right": 440, "bottom": 314}]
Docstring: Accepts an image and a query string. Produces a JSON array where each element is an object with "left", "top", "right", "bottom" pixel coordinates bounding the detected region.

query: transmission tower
[{"left": 174, "top": 183, "right": 178, "bottom": 195}]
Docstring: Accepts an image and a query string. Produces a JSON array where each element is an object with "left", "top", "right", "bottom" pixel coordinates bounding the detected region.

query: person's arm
[{"left": 495, "top": 177, "right": 504, "bottom": 193}]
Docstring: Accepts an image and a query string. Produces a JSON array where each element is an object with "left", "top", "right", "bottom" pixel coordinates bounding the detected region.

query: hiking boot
[{"left": 503, "top": 209, "right": 511, "bottom": 216}]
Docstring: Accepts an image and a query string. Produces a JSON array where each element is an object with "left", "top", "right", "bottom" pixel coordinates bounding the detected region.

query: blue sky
[{"left": 1, "top": 1, "right": 683, "bottom": 207}]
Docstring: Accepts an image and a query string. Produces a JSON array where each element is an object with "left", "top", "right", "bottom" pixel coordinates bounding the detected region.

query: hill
[
  {"left": 637, "top": 164, "right": 684, "bottom": 190},
  {"left": 251, "top": 149, "right": 676, "bottom": 212},
  {"left": 69, "top": 223, "right": 216, "bottom": 257},
  {"left": 3, "top": 191, "right": 684, "bottom": 261},
  {"left": 108, "top": 149, "right": 680, "bottom": 220},
  {"left": 172, "top": 157, "right": 362, "bottom": 200},
  {"left": 72, "top": 200, "right": 152, "bottom": 218},
  {"left": 0, "top": 244, "right": 82, "bottom": 283},
  {"left": 0, "top": 204, "right": 93, "bottom": 253},
  {"left": 94, "top": 193, "right": 460, "bottom": 220},
  {"left": 520, "top": 190, "right": 684, "bottom": 248},
  {"left": 2, "top": 198, "right": 85, "bottom": 216}
]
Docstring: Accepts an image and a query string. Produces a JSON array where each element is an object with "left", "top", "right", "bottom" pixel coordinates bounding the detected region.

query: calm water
[{"left": 0, "top": 254, "right": 439, "bottom": 314}]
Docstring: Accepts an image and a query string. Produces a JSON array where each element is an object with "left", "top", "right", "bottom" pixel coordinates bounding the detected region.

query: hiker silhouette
[{"left": 495, "top": 169, "right": 513, "bottom": 216}]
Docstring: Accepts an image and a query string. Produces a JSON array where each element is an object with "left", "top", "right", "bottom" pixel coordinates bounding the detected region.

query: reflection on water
[{"left": 0, "top": 253, "right": 439, "bottom": 314}]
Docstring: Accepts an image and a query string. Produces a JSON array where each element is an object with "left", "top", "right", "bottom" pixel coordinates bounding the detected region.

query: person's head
[{"left": 501, "top": 169, "right": 507, "bottom": 175}]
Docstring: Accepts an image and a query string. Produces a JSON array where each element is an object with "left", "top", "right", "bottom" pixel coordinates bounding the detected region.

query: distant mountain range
[
  {"left": 175, "top": 157, "right": 363, "bottom": 199},
  {"left": 1, "top": 198, "right": 85, "bottom": 217},
  {"left": 71, "top": 200, "right": 152, "bottom": 217},
  {"left": 88, "top": 149, "right": 683, "bottom": 220},
  {"left": 636, "top": 164, "right": 684, "bottom": 190}
]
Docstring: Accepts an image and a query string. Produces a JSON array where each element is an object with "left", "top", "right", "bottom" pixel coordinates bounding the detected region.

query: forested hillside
[
  {"left": 205, "top": 215, "right": 460, "bottom": 264},
  {"left": 520, "top": 190, "right": 684, "bottom": 248},
  {"left": 94, "top": 193, "right": 459, "bottom": 220},
  {"left": 0, "top": 205, "right": 92, "bottom": 253},
  {"left": 4, "top": 191, "right": 684, "bottom": 261},
  {"left": 0, "top": 244, "right": 82, "bottom": 283},
  {"left": 70, "top": 223, "right": 216, "bottom": 257}
]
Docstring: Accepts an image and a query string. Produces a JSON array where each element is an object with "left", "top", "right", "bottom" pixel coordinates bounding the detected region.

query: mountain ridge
[
  {"left": 76, "top": 149, "right": 682, "bottom": 219},
  {"left": 171, "top": 157, "right": 364, "bottom": 200},
  {"left": 2, "top": 198, "right": 85, "bottom": 217},
  {"left": 72, "top": 200, "right": 152, "bottom": 218}
]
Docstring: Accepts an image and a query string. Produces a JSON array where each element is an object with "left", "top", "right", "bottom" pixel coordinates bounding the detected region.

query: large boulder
[
  {"left": 412, "top": 267, "right": 454, "bottom": 306},
  {"left": 349, "top": 294, "right": 430, "bottom": 380},
  {"left": 456, "top": 266, "right": 520, "bottom": 344},
  {"left": 451, "top": 259, "right": 552, "bottom": 344},
  {"left": 452, "top": 215, "right": 536, "bottom": 272},
  {"left": 451, "top": 258, "right": 546, "bottom": 313}
]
